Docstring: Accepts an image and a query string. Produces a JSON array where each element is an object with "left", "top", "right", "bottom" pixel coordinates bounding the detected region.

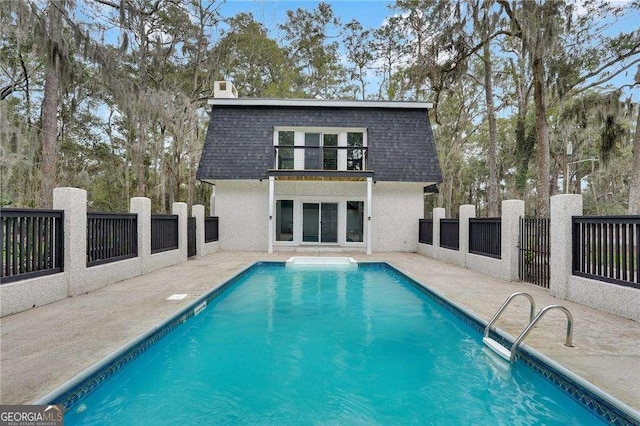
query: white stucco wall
[
  {"left": 213, "top": 179, "right": 424, "bottom": 252},
  {"left": 465, "top": 253, "right": 508, "bottom": 281},
  {"left": 215, "top": 180, "right": 269, "bottom": 251},
  {"left": 73, "top": 258, "right": 142, "bottom": 296},
  {"left": 0, "top": 272, "right": 69, "bottom": 317},
  {"left": 568, "top": 276, "right": 640, "bottom": 321},
  {"left": 276, "top": 181, "right": 366, "bottom": 198},
  {"left": 417, "top": 242, "right": 436, "bottom": 258},
  {"left": 371, "top": 182, "right": 424, "bottom": 252}
]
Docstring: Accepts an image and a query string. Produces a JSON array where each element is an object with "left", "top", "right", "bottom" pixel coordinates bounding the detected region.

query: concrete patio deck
[{"left": 1, "top": 251, "right": 639, "bottom": 414}]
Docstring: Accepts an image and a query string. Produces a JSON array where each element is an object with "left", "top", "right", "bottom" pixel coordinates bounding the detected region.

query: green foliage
[
  {"left": 0, "top": 0, "right": 638, "bottom": 217},
  {"left": 280, "top": 2, "right": 350, "bottom": 98}
]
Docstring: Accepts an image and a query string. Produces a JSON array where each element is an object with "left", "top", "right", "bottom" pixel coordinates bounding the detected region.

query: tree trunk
[
  {"left": 39, "top": 2, "right": 62, "bottom": 208},
  {"left": 628, "top": 107, "right": 640, "bottom": 214},
  {"left": 483, "top": 41, "right": 499, "bottom": 217},
  {"left": 532, "top": 51, "right": 550, "bottom": 217},
  {"left": 135, "top": 119, "right": 146, "bottom": 197}
]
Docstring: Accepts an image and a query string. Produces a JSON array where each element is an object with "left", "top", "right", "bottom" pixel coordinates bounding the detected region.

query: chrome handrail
[
  {"left": 509, "top": 305, "right": 574, "bottom": 362},
  {"left": 483, "top": 292, "right": 536, "bottom": 338}
]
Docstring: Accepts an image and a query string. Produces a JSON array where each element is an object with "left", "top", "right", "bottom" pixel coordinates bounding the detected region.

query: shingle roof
[
  {"left": 207, "top": 98, "right": 433, "bottom": 109},
  {"left": 196, "top": 104, "right": 442, "bottom": 183}
]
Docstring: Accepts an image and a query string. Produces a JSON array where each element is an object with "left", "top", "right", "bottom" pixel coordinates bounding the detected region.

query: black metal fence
[
  {"left": 151, "top": 214, "right": 178, "bottom": 254},
  {"left": 87, "top": 213, "right": 138, "bottom": 267},
  {"left": 440, "top": 219, "right": 459, "bottom": 250},
  {"left": 469, "top": 218, "right": 501, "bottom": 259},
  {"left": 519, "top": 217, "right": 550, "bottom": 288},
  {"left": 187, "top": 217, "right": 196, "bottom": 257},
  {"left": 419, "top": 219, "right": 433, "bottom": 245},
  {"left": 572, "top": 216, "right": 639, "bottom": 289},
  {"left": 205, "top": 217, "right": 219, "bottom": 243},
  {"left": 1, "top": 208, "right": 64, "bottom": 283}
]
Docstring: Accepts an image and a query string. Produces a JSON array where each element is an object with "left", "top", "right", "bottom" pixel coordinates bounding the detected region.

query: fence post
[
  {"left": 432, "top": 207, "right": 445, "bottom": 258},
  {"left": 192, "top": 204, "right": 205, "bottom": 258},
  {"left": 550, "top": 194, "right": 583, "bottom": 299},
  {"left": 130, "top": 197, "right": 151, "bottom": 273},
  {"left": 173, "top": 202, "right": 188, "bottom": 263},
  {"left": 459, "top": 205, "right": 476, "bottom": 260},
  {"left": 52, "top": 187, "right": 87, "bottom": 296},
  {"left": 502, "top": 200, "right": 525, "bottom": 281}
]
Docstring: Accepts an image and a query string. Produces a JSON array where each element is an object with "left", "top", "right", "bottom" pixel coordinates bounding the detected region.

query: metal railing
[
  {"left": 519, "top": 217, "right": 550, "bottom": 288},
  {"left": 572, "top": 216, "right": 639, "bottom": 289},
  {"left": 274, "top": 145, "right": 368, "bottom": 171},
  {"left": 205, "top": 217, "right": 219, "bottom": 243},
  {"left": 469, "top": 218, "right": 501, "bottom": 259},
  {"left": 151, "top": 214, "right": 178, "bottom": 254},
  {"left": 418, "top": 219, "right": 433, "bottom": 245},
  {"left": 440, "top": 219, "right": 459, "bottom": 251},
  {"left": 1, "top": 208, "right": 64, "bottom": 283},
  {"left": 87, "top": 213, "right": 138, "bottom": 267}
]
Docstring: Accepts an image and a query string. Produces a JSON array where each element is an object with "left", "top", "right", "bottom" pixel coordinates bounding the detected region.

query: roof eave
[{"left": 207, "top": 98, "right": 433, "bottom": 109}]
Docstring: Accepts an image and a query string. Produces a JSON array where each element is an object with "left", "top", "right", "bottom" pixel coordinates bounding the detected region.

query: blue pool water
[{"left": 65, "top": 263, "right": 606, "bottom": 425}]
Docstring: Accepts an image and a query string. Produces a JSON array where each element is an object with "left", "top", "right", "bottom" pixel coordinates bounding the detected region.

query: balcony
[{"left": 269, "top": 145, "right": 373, "bottom": 181}]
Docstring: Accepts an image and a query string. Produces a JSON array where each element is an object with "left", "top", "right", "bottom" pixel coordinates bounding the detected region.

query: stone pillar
[
  {"left": 172, "top": 202, "right": 188, "bottom": 263},
  {"left": 459, "top": 204, "right": 476, "bottom": 257},
  {"left": 550, "top": 194, "right": 583, "bottom": 299},
  {"left": 53, "top": 187, "right": 87, "bottom": 296},
  {"left": 432, "top": 207, "right": 446, "bottom": 258},
  {"left": 130, "top": 197, "right": 151, "bottom": 273},
  {"left": 192, "top": 204, "right": 205, "bottom": 258},
  {"left": 502, "top": 200, "right": 525, "bottom": 281}
]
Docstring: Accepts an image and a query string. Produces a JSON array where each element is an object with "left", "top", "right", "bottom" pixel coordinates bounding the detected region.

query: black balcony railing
[
  {"left": 440, "top": 219, "right": 459, "bottom": 250},
  {"left": 274, "top": 145, "right": 369, "bottom": 171},
  {"left": 205, "top": 217, "right": 219, "bottom": 243},
  {"left": 469, "top": 218, "right": 501, "bottom": 259},
  {"left": 151, "top": 214, "right": 178, "bottom": 254},
  {"left": 419, "top": 219, "right": 433, "bottom": 245},
  {"left": 519, "top": 217, "right": 550, "bottom": 288},
  {"left": 572, "top": 215, "right": 640, "bottom": 289},
  {"left": 87, "top": 213, "right": 138, "bottom": 267},
  {"left": 1, "top": 208, "right": 64, "bottom": 283}
]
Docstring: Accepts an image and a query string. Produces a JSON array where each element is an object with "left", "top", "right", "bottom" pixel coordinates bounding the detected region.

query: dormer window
[
  {"left": 277, "top": 131, "right": 295, "bottom": 170},
  {"left": 273, "top": 127, "right": 367, "bottom": 171}
]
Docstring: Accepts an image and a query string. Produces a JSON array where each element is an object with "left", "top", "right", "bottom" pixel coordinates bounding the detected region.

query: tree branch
[
  {"left": 91, "top": 0, "right": 120, "bottom": 9},
  {"left": 496, "top": 0, "right": 522, "bottom": 37},
  {"left": 570, "top": 44, "right": 640, "bottom": 91},
  {"left": 571, "top": 57, "right": 640, "bottom": 96}
]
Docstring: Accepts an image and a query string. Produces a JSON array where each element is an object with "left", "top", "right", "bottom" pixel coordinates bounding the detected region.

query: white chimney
[{"left": 214, "top": 81, "right": 238, "bottom": 98}]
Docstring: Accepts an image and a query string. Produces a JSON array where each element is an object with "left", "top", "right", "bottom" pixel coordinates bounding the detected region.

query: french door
[{"left": 302, "top": 203, "right": 338, "bottom": 243}]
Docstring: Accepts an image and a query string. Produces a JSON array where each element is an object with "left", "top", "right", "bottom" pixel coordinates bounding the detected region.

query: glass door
[
  {"left": 302, "top": 203, "right": 319, "bottom": 242},
  {"left": 320, "top": 203, "right": 338, "bottom": 243},
  {"left": 302, "top": 202, "right": 338, "bottom": 243}
]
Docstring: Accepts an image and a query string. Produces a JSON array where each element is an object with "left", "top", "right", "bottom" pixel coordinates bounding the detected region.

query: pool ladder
[{"left": 482, "top": 292, "right": 574, "bottom": 363}]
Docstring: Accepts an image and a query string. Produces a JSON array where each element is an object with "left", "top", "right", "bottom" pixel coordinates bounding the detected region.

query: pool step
[
  {"left": 285, "top": 256, "right": 357, "bottom": 267},
  {"left": 482, "top": 337, "right": 511, "bottom": 361}
]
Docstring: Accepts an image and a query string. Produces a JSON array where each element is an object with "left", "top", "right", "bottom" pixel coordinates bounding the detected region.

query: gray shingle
[{"left": 196, "top": 105, "right": 442, "bottom": 183}]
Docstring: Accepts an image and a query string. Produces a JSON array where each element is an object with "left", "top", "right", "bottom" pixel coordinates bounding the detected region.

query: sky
[
  {"left": 216, "top": 0, "right": 640, "bottom": 101},
  {"left": 219, "top": 0, "right": 394, "bottom": 31}
]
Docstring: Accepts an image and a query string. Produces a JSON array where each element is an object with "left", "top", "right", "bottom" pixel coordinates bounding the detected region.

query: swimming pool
[{"left": 50, "top": 262, "right": 637, "bottom": 424}]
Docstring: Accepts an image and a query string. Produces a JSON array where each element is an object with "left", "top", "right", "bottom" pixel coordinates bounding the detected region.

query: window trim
[
  {"left": 273, "top": 127, "right": 367, "bottom": 171},
  {"left": 272, "top": 196, "right": 367, "bottom": 248}
]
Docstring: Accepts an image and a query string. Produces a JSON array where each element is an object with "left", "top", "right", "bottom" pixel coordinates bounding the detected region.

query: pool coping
[{"left": 36, "top": 260, "right": 640, "bottom": 425}]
